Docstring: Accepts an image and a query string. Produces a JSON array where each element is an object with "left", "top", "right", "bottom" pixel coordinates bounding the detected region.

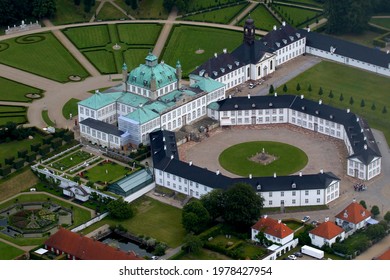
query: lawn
[
  {"left": 219, "top": 141, "right": 308, "bottom": 177},
  {"left": 278, "top": 0, "right": 323, "bottom": 8},
  {"left": 97, "top": 1, "right": 127, "bottom": 21},
  {"left": 0, "top": 115, "right": 27, "bottom": 126},
  {"left": 272, "top": 4, "right": 321, "bottom": 27},
  {"left": 237, "top": 4, "right": 280, "bottom": 31},
  {"left": 0, "top": 32, "right": 89, "bottom": 82},
  {"left": 0, "top": 77, "right": 43, "bottom": 102},
  {"left": 117, "top": 24, "right": 162, "bottom": 45},
  {"left": 83, "top": 161, "right": 131, "bottom": 183},
  {"left": 84, "top": 50, "right": 117, "bottom": 74},
  {"left": 370, "top": 17, "right": 390, "bottom": 30},
  {"left": 51, "top": 150, "right": 92, "bottom": 171},
  {"left": 62, "top": 25, "right": 111, "bottom": 49},
  {"left": 123, "top": 0, "right": 169, "bottom": 19},
  {"left": 81, "top": 196, "right": 185, "bottom": 247},
  {"left": 42, "top": 110, "right": 56, "bottom": 127},
  {"left": 0, "top": 169, "right": 39, "bottom": 203},
  {"left": 162, "top": 25, "right": 242, "bottom": 77},
  {"left": 186, "top": 0, "right": 238, "bottom": 13},
  {"left": 276, "top": 61, "right": 390, "bottom": 143},
  {"left": 62, "top": 98, "right": 80, "bottom": 119},
  {"left": 51, "top": 0, "right": 97, "bottom": 25},
  {"left": 173, "top": 248, "right": 232, "bottom": 260},
  {"left": 182, "top": 3, "right": 249, "bottom": 24},
  {"left": 0, "top": 241, "right": 24, "bottom": 260},
  {"left": 123, "top": 48, "right": 154, "bottom": 71}
]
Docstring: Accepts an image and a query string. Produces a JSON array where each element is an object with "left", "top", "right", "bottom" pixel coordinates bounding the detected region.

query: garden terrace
[
  {"left": 237, "top": 4, "right": 280, "bottom": 31},
  {"left": 0, "top": 77, "right": 43, "bottom": 102}
]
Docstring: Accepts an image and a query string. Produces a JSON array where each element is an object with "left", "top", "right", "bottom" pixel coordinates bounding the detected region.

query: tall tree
[
  {"left": 32, "top": 0, "right": 56, "bottom": 19},
  {"left": 200, "top": 189, "right": 225, "bottom": 221},
  {"left": 107, "top": 197, "right": 134, "bottom": 220},
  {"left": 182, "top": 200, "right": 211, "bottom": 234},
  {"left": 223, "top": 183, "right": 264, "bottom": 228}
]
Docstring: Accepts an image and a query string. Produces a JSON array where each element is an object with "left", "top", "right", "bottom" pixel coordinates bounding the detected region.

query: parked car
[
  {"left": 294, "top": 252, "right": 303, "bottom": 258},
  {"left": 249, "top": 83, "right": 255, "bottom": 89},
  {"left": 301, "top": 216, "right": 310, "bottom": 223},
  {"left": 288, "top": 255, "right": 297, "bottom": 260},
  {"left": 311, "top": 220, "right": 319, "bottom": 226}
]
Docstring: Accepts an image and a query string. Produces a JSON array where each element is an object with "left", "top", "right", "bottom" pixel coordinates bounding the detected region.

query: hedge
[
  {"left": 13, "top": 158, "right": 25, "bottom": 170},
  {"left": 26, "top": 152, "right": 37, "bottom": 163},
  {"left": 17, "top": 149, "right": 28, "bottom": 158},
  {"left": 43, "top": 135, "right": 53, "bottom": 144},
  {"left": 5, "top": 156, "right": 15, "bottom": 165},
  {"left": 51, "top": 138, "right": 63, "bottom": 149},
  {"left": 39, "top": 144, "right": 51, "bottom": 155},
  {"left": 0, "top": 165, "right": 12, "bottom": 176},
  {"left": 31, "top": 143, "right": 41, "bottom": 152}
]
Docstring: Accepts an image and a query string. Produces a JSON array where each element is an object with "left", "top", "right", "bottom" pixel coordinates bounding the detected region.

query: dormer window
[
  {"left": 282, "top": 39, "right": 287, "bottom": 44},
  {"left": 276, "top": 42, "right": 280, "bottom": 48},
  {"left": 213, "top": 71, "right": 218, "bottom": 76},
  {"left": 220, "top": 68, "right": 225, "bottom": 73},
  {"left": 269, "top": 102, "right": 273, "bottom": 107},
  {"left": 296, "top": 33, "right": 301, "bottom": 38},
  {"left": 228, "top": 64, "right": 232, "bottom": 70},
  {"left": 199, "top": 70, "right": 205, "bottom": 76},
  {"left": 289, "top": 36, "right": 294, "bottom": 41},
  {"left": 235, "top": 61, "right": 240, "bottom": 66}
]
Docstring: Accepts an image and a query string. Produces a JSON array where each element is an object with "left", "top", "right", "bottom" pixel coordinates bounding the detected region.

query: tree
[
  {"left": 339, "top": 93, "right": 344, "bottom": 101},
  {"left": 371, "top": 103, "right": 376, "bottom": 110},
  {"left": 360, "top": 99, "right": 365, "bottom": 107},
  {"left": 182, "top": 233, "right": 203, "bottom": 253},
  {"left": 283, "top": 84, "right": 288, "bottom": 92},
  {"left": 84, "top": 0, "right": 92, "bottom": 13},
  {"left": 32, "top": 0, "right": 56, "bottom": 19},
  {"left": 131, "top": 0, "right": 138, "bottom": 10},
  {"left": 308, "top": 84, "right": 312, "bottom": 92},
  {"left": 384, "top": 211, "right": 390, "bottom": 223},
  {"left": 223, "top": 183, "right": 264, "bottom": 228},
  {"left": 383, "top": 106, "right": 387, "bottom": 114},
  {"left": 328, "top": 90, "right": 334, "bottom": 98},
  {"left": 371, "top": 205, "right": 380, "bottom": 217},
  {"left": 296, "top": 83, "right": 301, "bottom": 91},
  {"left": 318, "top": 87, "right": 323, "bottom": 95},
  {"left": 74, "top": 0, "right": 81, "bottom": 5},
  {"left": 200, "top": 189, "right": 225, "bottom": 221},
  {"left": 182, "top": 200, "right": 210, "bottom": 234},
  {"left": 269, "top": 84, "right": 275, "bottom": 94},
  {"left": 107, "top": 197, "right": 134, "bottom": 220},
  {"left": 349, "top": 96, "right": 354, "bottom": 105},
  {"left": 366, "top": 224, "right": 386, "bottom": 242},
  {"left": 359, "top": 200, "right": 367, "bottom": 209}
]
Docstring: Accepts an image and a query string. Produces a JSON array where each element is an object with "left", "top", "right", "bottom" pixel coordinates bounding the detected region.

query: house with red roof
[
  {"left": 309, "top": 219, "right": 345, "bottom": 247},
  {"left": 251, "top": 215, "right": 294, "bottom": 245},
  {"left": 375, "top": 248, "right": 390, "bottom": 260},
  {"left": 335, "top": 200, "right": 372, "bottom": 235},
  {"left": 44, "top": 228, "right": 143, "bottom": 260}
]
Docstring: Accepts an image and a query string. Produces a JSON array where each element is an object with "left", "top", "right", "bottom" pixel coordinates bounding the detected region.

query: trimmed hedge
[
  {"left": 0, "top": 165, "right": 12, "bottom": 176},
  {"left": 26, "top": 152, "right": 37, "bottom": 163},
  {"left": 5, "top": 156, "right": 15, "bottom": 165},
  {"left": 39, "top": 144, "right": 51, "bottom": 156},
  {"left": 31, "top": 142, "right": 41, "bottom": 152},
  {"left": 17, "top": 149, "right": 28, "bottom": 158},
  {"left": 43, "top": 135, "right": 53, "bottom": 144},
  {"left": 51, "top": 138, "right": 63, "bottom": 149},
  {"left": 13, "top": 158, "right": 25, "bottom": 170}
]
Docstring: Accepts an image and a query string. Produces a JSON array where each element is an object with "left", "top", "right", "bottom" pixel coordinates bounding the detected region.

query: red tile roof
[
  {"left": 45, "top": 228, "right": 143, "bottom": 260},
  {"left": 376, "top": 248, "right": 390, "bottom": 260},
  {"left": 309, "top": 221, "right": 344, "bottom": 239},
  {"left": 252, "top": 216, "right": 293, "bottom": 239},
  {"left": 335, "top": 201, "right": 371, "bottom": 224}
]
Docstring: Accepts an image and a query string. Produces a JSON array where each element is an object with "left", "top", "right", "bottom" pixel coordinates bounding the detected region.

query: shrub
[
  {"left": 51, "top": 138, "right": 63, "bottom": 149},
  {"left": 26, "top": 152, "right": 37, "bottom": 163},
  {"left": 0, "top": 165, "right": 12, "bottom": 177},
  {"left": 328, "top": 90, "right": 334, "bottom": 98},
  {"left": 360, "top": 99, "right": 365, "bottom": 107},
  {"left": 5, "top": 156, "right": 15, "bottom": 165},
  {"left": 43, "top": 135, "right": 53, "bottom": 144},
  {"left": 339, "top": 93, "right": 344, "bottom": 101},
  {"left": 17, "top": 149, "right": 28, "bottom": 158},
  {"left": 318, "top": 87, "right": 323, "bottom": 95},
  {"left": 39, "top": 144, "right": 51, "bottom": 156},
  {"left": 13, "top": 158, "right": 25, "bottom": 170},
  {"left": 31, "top": 143, "right": 41, "bottom": 152}
]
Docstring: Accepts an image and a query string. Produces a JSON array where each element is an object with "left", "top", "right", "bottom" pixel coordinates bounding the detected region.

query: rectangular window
[
  {"left": 317, "top": 198, "right": 320, "bottom": 203},
  {"left": 281, "top": 191, "right": 284, "bottom": 197},
  {"left": 305, "top": 199, "right": 309, "bottom": 204},
  {"left": 269, "top": 192, "right": 272, "bottom": 197},
  {"left": 305, "top": 190, "right": 309, "bottom": 195},
  {"left": 292, "top": 199, "right": 296, "bottom": 204},
  {"left": 317, "top": 190, "right": 320, "bottom": 195}
]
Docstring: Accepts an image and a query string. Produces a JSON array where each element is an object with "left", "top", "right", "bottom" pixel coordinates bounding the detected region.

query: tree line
[{"left": 0, "top": 0, "right": 56, "bottom": 26}]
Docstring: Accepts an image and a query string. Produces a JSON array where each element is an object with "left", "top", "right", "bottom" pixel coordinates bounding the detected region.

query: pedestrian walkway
[
  {"left": 228, "top": 1, "right": 259, "bottom": 25},
  {"left": 153, "top": 8, "right": 178, "bottom": 57}
]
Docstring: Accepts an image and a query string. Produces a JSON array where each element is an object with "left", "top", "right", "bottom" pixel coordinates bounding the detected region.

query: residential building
[
  {"left": 309, "top": 220, "right": 345, "bottom": 247},
  {"left": 251, "top": 215, "right": 294, "bottom": 245},
  {"left": 335, "top": 200, "right": 372, "bottom": 235}
]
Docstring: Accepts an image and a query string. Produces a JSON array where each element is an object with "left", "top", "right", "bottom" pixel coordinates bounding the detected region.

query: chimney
[
  {"left": 308, "top": 28, "right": 311, "bottom": 32},
  {"left": 299, "top": 171, "right": 302, "bottom": 177},
  {"left": 170, "top": 154, "right": 174, "bottom": 160},
  {"left": 273, "top": 25, "right": 277, "bottom": 31},
  {"left": 189, "top": 161, "right": 193, "bottom": 166},
  {"left": 320, "top": 169, "right": 324, "bottom": 174},
  {"left": 249, "top": 174, "right": 252, "bottom": 179},
  {"left": 223, "top": 48, "right": 227, "bottom": 54},
  {"left": 319, "top": 99, "right": 322, "bottom": 105},
  {"left": 278, "top": 219, "right": 282, "bottom": 224},
  {"left": 229, "top": 94, "right": 232, "bottom": 99},
  {"left": 163, "top": 136, "right": 166, "bottom": 142},
  {"left": 274, "top": 92, "right": 278, "bottom": 97},
  {"left": 273, "top": 172, "right": 276, "bottom": 178},
  {"left": 164, "top": 145, "right": 167, "bottom": 150},
  {"left": 282, "top": 21, "right": 286, "bottom": 27},
  {"left": 95, "top": 90, "right": 100, "bottom": 94},
  {"left": 353, "top": 198, "right": 356, "bottom": 203},
  {"left": 248, "top": 94, "right": 251, "bottom": 99},
  {"left": 356, "top": 117, "right": 359, "bottom": 122},
  {"left": 216, "top": 170, "right": 220, "bottom": 175},
  {"left": 301, "top": 95, "right": 304, "bottom": 99},
  {"left": 364, "top": 144, "right": 367, "bottom": 150},
  {"left": 263, "top": 215, "right": 268, "bottom": 219},
  {"left": 214, "top": 53, "right": 217, "bottom": 58},
  {"left": 324, "top": 217, "right": 329, "bottom": 222}
]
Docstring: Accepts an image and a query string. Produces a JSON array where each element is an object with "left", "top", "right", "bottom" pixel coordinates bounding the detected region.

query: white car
[
  {"left": 288, "top": 255, "right": 297, "bottom": 260},
  {"left": 301, "top": 216, "right": 310, "bottom": 223}
]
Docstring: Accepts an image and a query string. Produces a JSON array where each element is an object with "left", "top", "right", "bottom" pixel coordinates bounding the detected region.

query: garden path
[
  {"left": 0, "top": 237, "right": 35, "bottom": 253},
  {"left": 153, "top": 7, "right": 178, "bottom": 57},
  {"left": 107, "top": 0, "right": 136, "bottom": 20},
  {"left": 228, "top": 1, "right": 259, "bottom": 25},
  {"left": 272, "top": 1, "right": 324, "bottom": 12},
  {"left": 90, "top": 0, "right": 107, "bottom": 23}
]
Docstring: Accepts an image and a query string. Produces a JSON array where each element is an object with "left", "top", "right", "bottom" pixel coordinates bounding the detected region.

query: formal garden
[
  {"left": 270, "top": 3, "right": 323, "bottom": 28},
  {"left": 0, "top": 105, "right": 28, "bottom": 126},
  {"left": 0, "top": 77, "right": 43, "bottom": 103},
  {"left": 276, "top": 60, "right": 390, "bottom": 143},
  {"left": 0, "top": 32, "right": 89, "bottom": 83},
  {"left": 161, "top": 25, "right": 242, "bottom": 77},
  {"left": 219, "top": 141, "right": 308, "bottom": 177},
  {"left": 62, "top": 23, "right": 162, "bottom": 74},
  {"left": 237, "top": 4, "right": 281, "bottom": 31},
  {"left": 0, "top": 241, "right": 24, "bottom": 260}
]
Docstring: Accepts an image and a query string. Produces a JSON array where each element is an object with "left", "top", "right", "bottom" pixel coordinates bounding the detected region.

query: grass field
[
  {"left": 0, "top": 77, "right": 43, "bottom": 102},
  {"left": 0, "top": 104, "right": 27, "bottom": 125},
  {"left": 0, "top": 32, "right": 89, "bottom": 82},
  {"left": 0, "top": 133, "right": 43, "bottom": 165},
  {"left": 278, "top": 0, "right": 323, "bottom": 7},
  {"left": 80, "top": 196, "right": 185, "bottom": 247},
  {"left": 0, "top": 241, "right": 24, "bottom": 260},
  {"left": 272, "top": 4, "right": 321, "bottom": 27},
  {"left": 124, "top": 0, "right": 169, "bottom": 19},
  {"left": 173, "top": 248, "right": 232, "bottom": 260},
  {"left": 51, "top": 0, "right": 97, "bottom": 25},
  {"left": 219, "top": 141, "right": 308, "bottom": 177},
  {"left": 42, "top": 110, "right": 56, "bottom": 127},
  {"left": 237, "top": 4, "right": 280, "bottom": 31},
  {"left": 62, "top": 98, "right": 80, "bottom": 119},
  {"left": 0, "top": 169, "right": 39, "bottom": 203},
  {"left": 370, "top": 17, "right": 390, "bottom": 30},
  {"left": 162, "top": 25, "right": 242, "bottom": 77},
  {"left": 84, "top": 162, "right": 130, "bottom": 183},
  {"left": 51, "top": 150, "right": 92, "bottom": 171},
  {"left": 182, "top": 3, "right": 249, "bottom": 24},
  {"left": 96, "top": 1, "right": 127, "bottom": 21},
  {"left": 62, "top": 24, "right": 161, "bottom": 74},
  {"left": 186, "top": 0, "right": 238, "bottom": 13},
  {"left": 276, "top": 61, "right": 390, "bottom": 142}
]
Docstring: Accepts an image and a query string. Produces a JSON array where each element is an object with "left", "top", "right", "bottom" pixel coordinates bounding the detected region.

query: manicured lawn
[
  {"left": 162, "top": 25, "right": 242, "bottom": 77},
  {"left": 63, "top": 25, "right": 111, "bottom": 49},
  {"left": 62, "top": 98, "right": 80, "bottom": 119},
  {"left": 117, "top": 24, "right": 162, "bottom": 45},
  {"left": 123, "top": 0, "right": 169, "bottom": 19},
  {"left": 276, "top": 61, "right": 390, "bottom": 143},
  {"left": 0, "top": 133, "right": 44, "bottom": 165},
  {"left": 0, "top": 115, "right": 27, "bottom": 126},
  {"left": 84, "top": 162, "right": 130, "bottom": 183},
  {"left": 371, "top": 17, "right": 390, "bottom": 29},
  {"left": 123, "top": 48, "right": 153, "bottom": 71},
  {"left": 51, "top": 150, "right": 92, "bottom": 171},
  {"left": 0, "top": 32, "right": 89, "bottom": 82},
  {"left": 0, "top": 241, "right": 24, "bottom": 260},
  {"left": 81, "top": 196, "right": 185, "bottom": 247},
  {"left": 279, "top": 0, "right": 323, "bottom": 8},
  {"left": 0, "top": 77, "right": 43, "bottom": 102},
  {"left": 97, "top": 1, "right": 126, "bottom": 21},
  {"left": 84, "top": 50, "right": 117, "bottom": 74},
  {"left": 42, "top": 110, "right": 56, "bottom": 127},
  {"left": 182, "top": 3, "right": 249, "bottom": 24},
  {"left": 219, "top": 141, "right": 308, "bottom": 177},
  {"left": 174, "top": 248, "right": 232, "bottom": 260},
  {"left": 0, "top": 169, "right": 39, "bottom": 204},
  {"left": 272, "top": 4, "right": 321, "bottom": 27},
  {"left": 237, "top": 4, "right": 280, "bottom": 31},
  {"left": 51, "top": 0, "right": 97, "bottom": 25},
  {"left": 186, "top": 0, "right": 237, "bottom": 13}
]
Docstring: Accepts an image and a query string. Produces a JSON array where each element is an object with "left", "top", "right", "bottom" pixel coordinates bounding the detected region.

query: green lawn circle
[
  {"left": 218, "top": 141, "right": 308, "bottom": 177},
  {"left": 0, "top": 42, "right": 9, "bottom": 52},
  {"left": 15, "top": 35, "right": 46, "bottom": 44}
]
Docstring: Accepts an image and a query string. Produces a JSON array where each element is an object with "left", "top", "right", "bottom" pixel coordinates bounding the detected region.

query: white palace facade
[{"left": 78, "top": 18, "right": 385, "bottom": 184}]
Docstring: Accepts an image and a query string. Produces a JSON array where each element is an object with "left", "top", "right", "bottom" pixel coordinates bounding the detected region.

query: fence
[{"left": 71, "top": 212, "right": 109, "bottom": 233}]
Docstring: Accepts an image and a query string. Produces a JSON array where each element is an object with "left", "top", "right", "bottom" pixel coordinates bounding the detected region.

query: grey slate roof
[
  {"left": 261, "top": 24, "right": 304, "bottom": 52},
  {"left": 80, "top": 118, "right": 124, "bottom": 137},
  {"left": 302, "top": 29, "right": 390, "bottom": 69},
  {"left": 149, "top": 129, "right": 340, "bottom": 192},
  {"left": 212, "top": 94, "right": 381, "bottom": 165}
]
